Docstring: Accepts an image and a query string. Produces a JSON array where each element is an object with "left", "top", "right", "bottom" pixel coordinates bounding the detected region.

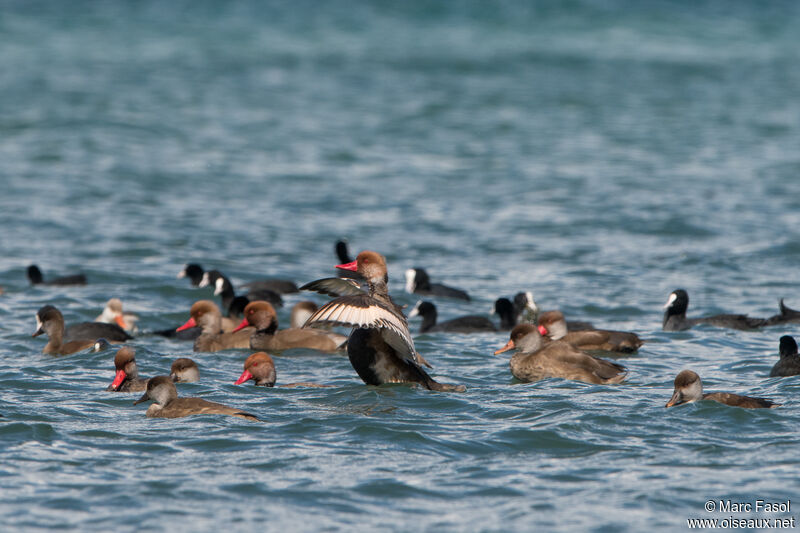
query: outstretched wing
[
  {"left": 300, "top": 277, "right": 365, "bottom": 298},
  {"left": 303, "top": 294, "right": 417, "bottom": 363}
]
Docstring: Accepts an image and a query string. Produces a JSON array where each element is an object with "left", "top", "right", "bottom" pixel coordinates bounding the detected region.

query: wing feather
[
  {"left": 300, "top": 278, "right": 365, "bottom": 298},
  {"left": 303, "top": 295, "right": 416, "bottom": 362}
]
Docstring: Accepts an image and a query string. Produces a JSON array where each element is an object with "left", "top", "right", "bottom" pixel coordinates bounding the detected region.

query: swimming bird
[
  {"left": 666, "top": 370, "right": 778, "bottom": 408},
  {"left": 765, "top": 299, "right": 800, "bottom": 326},
  {"left": 335, "top": 239, "right": 362, "bottom": 280},
  {"left": 240, "top": 278, "right": 299, "bottom": 294},
  {"left": 107, "top": 347, "right": 149, "bottom": 392},
  {"left": 302, "top": 250, "right": 465, "bottom": 392},
  {"left": 170, "top": 358, "right": 200, "bottom": 383},
  {"left": 494, "top": 294, "right": 593, "bottom": 331},
  {"left": 33, "top": 305, "right": 126, "bottom": 355},
  {"left": 662, "top": 289, "right": 767, "bottom": 331},
  {"left": 494, "top": 324, "right": 627, "bottom": 385},
  {"left": 234, "top": 351, "right": 330, "bottom": 388},
  {"left": 232, "top": 300, "right": 347, "bottom": 352},
  {"left": 177, "top": 300, "right": 254, "bottom": 352},
  {"left": 493, "top": 298, "right": 517, "bottom": 330},
  {"left": 64, "top": 320, "right": 132, "bottom": 343},
  {"left": 152, "top": 324, "right": 203, "bottom": 341},
  {"left": 95, "top": 298, "right": 139, "bottom": 333},
  {"left": 234, "top": 352, "right": 277, "bottom": 387},
  {"left": 133, "top": 376, "right": 259, "bottom": 420},
  {"left": 336, "top": 240, "right": 352, "bottom": 264},
  {"left": 177, "top": 263, "right": 205, "bottom": 286},
  {"left": 404, "top": 267, "right": 470, "bottom": 301},
  {"left": 408, "top": 300, "right": 496, "bottom": 333},
  {"left": 513, "top": 292, "right": 539, "bottom": 324},
  {"left": 537, "top": 310, "right": 643, "bottom": 354},
  {"left": 27, "top": 264, "right": 86, "bottom": 286},
  {"left": 199, "top": 270, "right": 283, "bottom": 313},
  {"left": 91, "top": 338, "right": 111, "bottom": 352},
  {"left": 769, "top": 336, "right": 800, "bottom": 377},
  {"left": 290, "top": 301, "right": 319, "bottom": 329}
]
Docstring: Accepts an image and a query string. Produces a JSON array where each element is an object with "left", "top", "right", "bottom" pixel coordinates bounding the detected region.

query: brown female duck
[{"left": 495, "top": 324, "right": 627, "bottom": 385}]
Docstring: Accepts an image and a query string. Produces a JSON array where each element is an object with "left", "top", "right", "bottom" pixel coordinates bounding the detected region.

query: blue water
[{"left": 2, "top": 1, "right": 800, "bottom": 531}]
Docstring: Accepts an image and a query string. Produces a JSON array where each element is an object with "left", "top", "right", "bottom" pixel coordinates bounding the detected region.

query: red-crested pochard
[
  {"left": 177, "top": 300, "right": 254, "bottom": 352},
  {"left": 662, "top": 289, "right": 767, "bottom": 331},
  {"left": 170, "top": 358, "right": 200, "bottom": 382},
  {"left": 33, "top": 305, "right": 125, "bottom": 355},
  {"left": 107, "top": 347, "right": 149, "bottom": 392},
  {"left": 234, "top": 352, "right": 277, "bottom": 387},
  {"left": 303, "top": 251, "right": 465, "bottom": 392},
  {"left": 27, "top": 264, "right": 86, "bottom": 286},
  {"left": 233, "top": 351, "right": 331, "bottom": 388},
  {"left": 494, "top": 324, "right": 627, "bottom": 385},
  {"left": 537, "top": 310, "right": 643, "bottom": 354},
  {"left": 666, "top": 370, "right": 779, "bottom": 408},
  {"left": 232, "top": 300, "right": 347, "bottom": 353},
  {"left": 133, "top": 376, "right": 259, "bottom": 420}
]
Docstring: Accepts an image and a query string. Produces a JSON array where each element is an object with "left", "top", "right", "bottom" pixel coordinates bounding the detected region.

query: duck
[
  {"left": 537, "top": 310, "right": 643, "bottom": 354},
  {"left": 152, "top": 324, "right": 203, "bottom": 341},
  {"left": 662, "top": 289, "right": 767, "bottom": 331},
  {"left": 33, "top": 305, "right": 126, "bottom": 355},
  {"left": 133, "top": 376, "right": 259, "bottom": 420},
  {"left": 408, "top": 300, "right": 496, "bottom": 333},
  {"left": 404, "top": 267, "right": 470, "bottom": 301},
  {"left": 178, "top": 263, "right": 205, "bottom": 286},
  {"left": 494, "top": 324, "right": 627, "bottom": 385},
  {"left": 64, "top": 319, "right": 133, "bottom": 343},
  {"left": 666, "top": 370, "right": 779, "bottom": 408},
  {"left": 769, "top": 336, "right": 800, "bottom": 377},
  {"left": 107, "top": 347, "right": 149, "bottom": 392},
  {"left": 177, "top": 300, "right": 254, "bottom": 352},
  {"left": 290, "top": 301, "right": 319, "bottom": 329},
  {"left": 170, "top": 358, "right": 200, "bottom": 383},
  {"left": 232, "top": 301, "right": 347, "bottom": 353},
  {"left": 335, "top": 240, "right": 362, "bottom": 280},
  {"left": 302, "top": 250, "right": 465, "bottom": 392},
  {"left": 27, "top": 264, "right": 87, "bottom": 286},
  {"left": 199, "top": 270, "right": 283, "bottom": 314},
  {"left": 513, "top": 292, "right": 539, "bottom": 324},
  {"left": 234, "top": 351, "right": 330, "bottom": 388},
  {"left": 765, "top": 299, "right": 800, "bottom": 326},
  {"left": 95, "top": 298, "right": 139, "bottom": 333},
  {"left": 336, "top": 240, "right": 352, "bottom": 264},
  {"left": 234, "top": 352, "right": 277, "bottom": 387},
  {"left": 240, "top": 278, "right": 299, "bottom": 294},
  {"left": 493, "top": 298, "right": 517, "bottom": 330}
]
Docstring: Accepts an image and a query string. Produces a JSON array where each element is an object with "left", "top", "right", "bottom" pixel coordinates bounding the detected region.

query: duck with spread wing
[{"left": 301, "top": 250, "right": 464, "bottom": 392}]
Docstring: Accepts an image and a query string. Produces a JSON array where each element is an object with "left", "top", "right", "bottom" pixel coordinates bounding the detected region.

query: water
[{"left": 1, "top": 1, "right": 800, "bottom": 530}]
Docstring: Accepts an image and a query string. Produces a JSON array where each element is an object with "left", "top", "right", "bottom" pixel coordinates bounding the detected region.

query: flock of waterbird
[{"left": 19, "top": 240, "right": 800, "bottom": 421}]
